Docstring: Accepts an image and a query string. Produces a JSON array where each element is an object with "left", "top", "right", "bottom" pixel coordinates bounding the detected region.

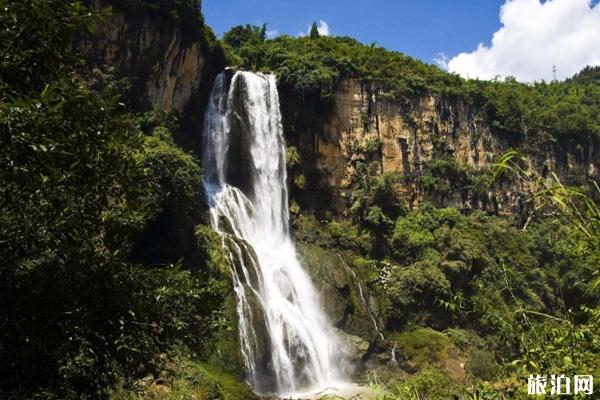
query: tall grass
[{"left": 494, "top": 150, "right": 600, "bottom": 291}]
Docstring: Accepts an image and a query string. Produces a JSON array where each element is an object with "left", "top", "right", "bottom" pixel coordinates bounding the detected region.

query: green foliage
[
  {"left": 374, "top": 156, "right": 600, "bottom": 397},
  {"left": 389, "top": 368, "right": 459, "bottom": 400},
  {"left": 391, "top": 206, "right": 460, "bottom": 262},
  {"left": 0, "top": 0, "right": 100, "bottom": 97},
  {"left": 514, "top": 307, "right": 600, "bottom": 377},
  {"left": 418, "top": 157, "right": 471, "bottom": 200},
  {"left": 384, "top": 206, "right": 579, "bottom": 338},
  {"left": 495, "top": 151, "right": 600, "bottom": 288},
  {"left": 293, "top": 214, "right": 374, "bottom": 255},
  {"left": 110, "top": 354, "right": 257, "bottom": 400},
  {"left": 223, "top": 24, "right": 267, "bottom": 49},
  {"left": 468, "top": 77, "right": 600, "bottom": 151},
  {"left": 385, "top": 255, "right": 452, "bottom": 326},
  {"left": 309, "top": 22, "right": 320, "bottom": 39},
  {"left": 296, "top": 163, "right": 404, "bottom": 254},
  {"left": 350, "top": 162, "right": 405, "bottom": 233},
  {"left": 389, "top": 328, "right": 456, "bottom": 371},
  {"left": 567, "top": 65, "right": 600, "bottom": 86},
  {"left": 228, "top": 34, "right": 463, "bottom": 102},
  {"left": 0, "top": 65, "right": 218, "bottom": 396},
  {"left": 327, "top": 219, "right": 375, "bottom": 254},
  {"left": 109, "top": 0, "right": 206, "bottom": 40},
  {"left": 129, "top": 112, "right": 209, "bottom": 266},
  {"left": 490, "top": 152, "right": 600, "bottom": 382},
  {"left": 293, "top": 170, "right": 597, "bottom": 397},
  {"left": 416, "top": 156, "right": 497, "bottom": 207},
  {"left": 286, "top": 145, "right": 301, "bottom": 167},
  {"left": 0, "top": 2, "right": 230, "bottom": 398},
  {"left": 467, "top": 349, "right": 498, "bottom": 381},
  {"left": 137, "top": 131, "right": 203, "bottom": 217},
  {"left": 294, "top": 173, "right": 307, "bottom": 189}
]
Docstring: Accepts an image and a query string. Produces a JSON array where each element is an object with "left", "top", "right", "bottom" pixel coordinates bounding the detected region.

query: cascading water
[{"left": 202, "top": 71, "right": 344, "bottom": 396}]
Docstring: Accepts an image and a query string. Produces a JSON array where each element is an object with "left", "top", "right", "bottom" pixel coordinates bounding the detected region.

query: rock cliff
[
  {"left": 74, "top": 0, "right": 226, "bottom": 152},
  {"left": 320, "top": 80, "right": 498, "bottom": 181},
  {"left": 291, "top": 79, "right": 599, "bottom": 213},
  {"left": 73, "top": 3, "right": 597, "bottom": 213}
]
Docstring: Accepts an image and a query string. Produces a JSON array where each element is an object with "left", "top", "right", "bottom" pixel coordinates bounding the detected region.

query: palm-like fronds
[{"left": 494, "top": 150, "right": 600, "bottom": 291}]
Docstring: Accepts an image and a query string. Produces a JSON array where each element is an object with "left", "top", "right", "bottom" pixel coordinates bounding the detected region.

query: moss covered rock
[
  {"left": 296, "top": 241, "right": 383, "bottom": 341},
  {"left": 387, "top": 328, "right": 467, "bottom": 382},
  {"left": 110, "top": 356, "right": 258, "bottom": 400}
]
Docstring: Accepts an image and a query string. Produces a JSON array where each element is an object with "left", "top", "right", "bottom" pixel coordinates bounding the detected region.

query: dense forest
[{"left": 1, "top": 1, "right": 599, "bottom": 399}]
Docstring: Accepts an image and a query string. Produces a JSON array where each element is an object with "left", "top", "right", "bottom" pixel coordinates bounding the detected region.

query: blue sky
[
  {"left": 203, "top": 0, "right": 505, "bottom": 64},
  {"left": 203, "top": 0, "right": 600, "bottom": 82}
]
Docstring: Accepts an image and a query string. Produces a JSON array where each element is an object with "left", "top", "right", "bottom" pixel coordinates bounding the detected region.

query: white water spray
[{"left": 202, "top": 71, "right": 344, "bottom": 396}]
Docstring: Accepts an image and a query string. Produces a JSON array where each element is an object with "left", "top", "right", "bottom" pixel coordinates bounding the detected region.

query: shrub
[
  {"left": 391, "top": 367, "right": 458, "bottom": 400},
  {"left": 385, "top": 253, "right": 451, "bottom": 328},
  {"left": 467, "top": 349, "right": 498, "bottom": 381}
]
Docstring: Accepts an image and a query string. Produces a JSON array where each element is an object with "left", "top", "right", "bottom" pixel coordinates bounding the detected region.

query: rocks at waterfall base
[
  {"left": 297, "top": 242, "right": 383, "bottom": 341},
  {"left": 336, "top": 329, "right": 370, "bottom": 366}
]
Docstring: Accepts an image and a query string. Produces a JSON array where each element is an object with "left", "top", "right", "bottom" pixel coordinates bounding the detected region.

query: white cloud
[
  {"left": 315, "top": 20, "right": 330, "bottom": 36},
  {"left": 447, "top": 0, "right": 600, "bottom": 82},
  {"left": 266, "top": 29, "right": 279, "bottom": 39},
  {"left": 299, "top": 20, "right": 331, "bottom": 37},
  {"left": 434, "top": 52, "right": 449, "bottom": 70}
]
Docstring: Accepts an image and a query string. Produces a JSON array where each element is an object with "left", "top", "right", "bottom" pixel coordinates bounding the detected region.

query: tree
[
  {"left": 310, "top": 21, "right": 320, "bottom": 38},
  {"left": 223, "top": 23, "right": 267, "bottom": 48},
  {"left": 348, "top": 162, "right": 405, "bottom": 256},
  {"left": 567, "top": 65, "right": 600, "bottom": 86},
  {"left": 0, "top": 2, "right": 227, "bottom": 397}
]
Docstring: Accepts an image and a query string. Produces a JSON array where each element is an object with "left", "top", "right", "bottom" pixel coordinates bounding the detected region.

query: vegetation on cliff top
[
  {"left": 108, "top": 0, "right": 207, "bottom": 40},
  {"left": 224, "top": 26, "right": 600, "bottom": 156}
]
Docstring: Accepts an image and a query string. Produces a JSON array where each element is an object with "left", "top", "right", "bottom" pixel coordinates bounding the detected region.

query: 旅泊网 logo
[{"left": 527, "top": 374, "right": 593, "bottom": 396}]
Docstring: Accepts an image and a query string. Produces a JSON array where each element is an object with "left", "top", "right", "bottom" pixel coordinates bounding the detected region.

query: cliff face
[
  {"left": 86, "top": 8, "right": 203, "bottom": 112},
  {"left": 74, "top": 2, "right": 598, "bottom": 215},
  {"left": 73, "top": 2, "right": 229, "bottom": 267},
  {"left": 302, "top": 79, "right": 599, "bottom": 212},
  {"left": 78, "top": 1, "right": 211, "bottom": 112},
  {"left": 74, "top": 0, "right": 227, "bottom": 154},
  {"left": 320, "top": 80, "right": 497, "bottom": 178}
]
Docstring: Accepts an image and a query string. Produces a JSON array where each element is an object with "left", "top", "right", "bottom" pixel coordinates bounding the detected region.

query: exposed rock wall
[
  {"left": 74, "top": 0, "right": 228, "bottom": 154},
  {"left": 75, "top": 2, "right": 226, "bottom": 265},
  {"left": 77, "top": 0, "right": 210, "bottom": 113},
  {"left": 306, "top": 79, "right": 599, "bottom": 212},
  {"left": 320, "top": 80, "right": 498, "bottom": 178},
  {"left": 297, "top": 242, "right": 383, "bottom": 341}
]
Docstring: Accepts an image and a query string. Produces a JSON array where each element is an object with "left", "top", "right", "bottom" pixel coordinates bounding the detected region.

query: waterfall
[{"left": 202, "top": 71, "right": 343, "bottom": 396}]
